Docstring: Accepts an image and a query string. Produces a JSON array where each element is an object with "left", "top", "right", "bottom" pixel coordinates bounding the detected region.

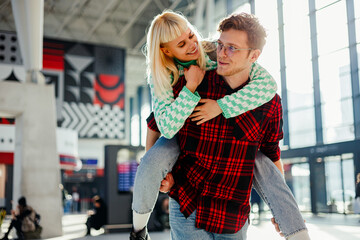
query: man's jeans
[
  {"left": 132, "top": 136, "right": 307, "bottom": 238},
  {"left": 169, "top": 197, "right": 249, "bottom": 240}
]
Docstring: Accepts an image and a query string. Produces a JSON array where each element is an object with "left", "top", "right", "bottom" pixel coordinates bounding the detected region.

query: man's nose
[{"left": 217, "top": 47, "right": 227, "bottom": 57}]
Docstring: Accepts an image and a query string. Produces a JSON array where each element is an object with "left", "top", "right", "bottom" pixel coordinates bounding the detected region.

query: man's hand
[
  {"left": 160, "top": 173, "right": 174, "bottom": 193},
  {"left": 184, "top": 65, "right": 205, "bottom": 93},
  {"left": 190, "top": 99, "right": 222, "bottom": 125},
  {"left": 271, "top": 218, "right": 284, "bottom": 237}
]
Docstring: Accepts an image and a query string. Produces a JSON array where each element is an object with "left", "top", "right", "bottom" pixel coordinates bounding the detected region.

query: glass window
[
  {"left": 288, "top": 108, "right": 316, "bottom": 133},
  {"left": 324, "top": 154, "right": 355, "bottom": 213},
  {"left": 318, "top": 47, "right": 355, "bottom": 143},
  {"left": 255, "top": 0, "right": 281, "bottom": 92},
  {"left": 290, "top": 163, "right": 311, "bottom": 211},
  {"left": 282, "top": 157, "right": 311, "bottom": 211},
  {"left": 356, "top": 17, "right": 360, "bottom": 45},
  {"left": 319, "top": 49, "right": 352, "bottom": 102},
  {"left": 287, "top": 82, "right": 314, "bottom": 111},
  {"left": 354, "top": 0, "right": 360, "bottom": 19},
  {"left": 289, "top": 131, "right": 316, "bottom": 149},
  {"left": 322, "top": 100, "right": 354, "bottom": 143},
  {"left": 283, "top": 0, "right": 314, "bottom": 111},
  {"left": 316, "top": 0, "right": 341, "bottom": 10},
  {"left": 288, "top": 108, "right": 316, "bottom": 148},
  {"left": 234, "top": 2, "right": 251, "bottom": 14},
  {"left": 316, "top": 0, "right": 348, "bottom": 56},
  {"left": 141, "top": 103, "right": 150, "bottom": 147},
  {"left": 358, "top": 45, "right": 360, "bottom": 91},
  {"left": 325, "top": 155, "right": 342, "bottom": 213},
  {"left": 131, "top": 114, "right": 140, "bottom": 146},
  {"left": 342, "top": 154, "right": 355, "bottom": 213}
]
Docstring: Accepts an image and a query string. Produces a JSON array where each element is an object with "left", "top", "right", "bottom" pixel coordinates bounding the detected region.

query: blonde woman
[{"left": 130, "top": 11, "right": 309, "bottom": 240}]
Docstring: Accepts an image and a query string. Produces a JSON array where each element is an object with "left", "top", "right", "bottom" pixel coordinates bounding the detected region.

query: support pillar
[{"left": 0, "top": 81, "right": 63, "bottom": 238}]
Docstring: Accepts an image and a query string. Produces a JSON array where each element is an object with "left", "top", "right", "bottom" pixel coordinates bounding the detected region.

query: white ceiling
[{"left": 0, "top": 0, "right": 199, "bottom": 55}]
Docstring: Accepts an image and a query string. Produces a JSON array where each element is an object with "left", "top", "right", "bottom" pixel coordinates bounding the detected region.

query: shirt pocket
[{"left": 233, "top": 111, "right": 264, "bottom": 142}]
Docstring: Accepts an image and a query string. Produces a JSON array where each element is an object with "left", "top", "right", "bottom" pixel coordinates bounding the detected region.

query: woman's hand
[
  {"left": 160, "top": 173, "right": 175, "bottom": 193},
  {"left": 184, "top": 65, "right": 205, "bottom": 93},
  {"left": 190, "top": 99, "right": 222, "bottom": 124}
]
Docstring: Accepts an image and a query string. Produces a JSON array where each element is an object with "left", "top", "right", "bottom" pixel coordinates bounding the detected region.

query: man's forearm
[{"left": 146, "top": 127, "right": 161, "bottom": 151}]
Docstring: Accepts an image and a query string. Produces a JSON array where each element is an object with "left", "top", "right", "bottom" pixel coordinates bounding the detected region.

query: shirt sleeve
[
  {"left": 146, "top": 112, "right": 160, "bottom": 132},
  {"left": 150, "top": 81, "right": 201, "bottom": 139},
  {"left": 217, "top": 63, "right": 278, "bottom": 119},
  {"left": 259, "top": 95, "right": 283, "bottom": 162}
]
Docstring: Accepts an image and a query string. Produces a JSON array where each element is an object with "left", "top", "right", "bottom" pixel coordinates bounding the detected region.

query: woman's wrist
[{"left": 186, "top": 82, "right": 199, "bottom": 93}]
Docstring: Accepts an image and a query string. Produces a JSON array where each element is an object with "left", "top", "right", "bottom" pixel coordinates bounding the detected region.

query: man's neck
[{"left": 223, "top": 68, "right": 251, "bottom": 89}]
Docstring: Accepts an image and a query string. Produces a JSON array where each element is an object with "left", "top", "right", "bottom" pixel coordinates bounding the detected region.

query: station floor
[{"left": 1, "top": 212, "right": 360, "bottom": 240}]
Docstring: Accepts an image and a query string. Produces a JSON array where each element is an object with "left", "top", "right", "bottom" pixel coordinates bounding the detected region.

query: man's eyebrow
[{"left": 218, "top": 39, "right": 240, "bottom": 47}]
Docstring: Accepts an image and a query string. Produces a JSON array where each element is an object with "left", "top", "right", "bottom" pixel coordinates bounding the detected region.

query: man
[
  {"left": 162, "top": 13, "right": 283, "bottom": 239},
  {"left": 141, "top": 13, "right": 310, "bottom": 240},
  {"left": 85, "top": 195, "right": 107, "bottom": 236}
]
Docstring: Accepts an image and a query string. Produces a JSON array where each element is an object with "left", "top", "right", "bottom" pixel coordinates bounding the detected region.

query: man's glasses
[{"left": 216, "top": 41, "right": 253, "bottom": 56}]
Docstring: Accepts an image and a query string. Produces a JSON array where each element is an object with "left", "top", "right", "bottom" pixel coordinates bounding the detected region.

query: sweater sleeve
[
  {"left": 150, "top": 82, "right": 201, "bottom": 139},
  {"left": 217, "top": 63, "right": 278, "bottom": 119}
]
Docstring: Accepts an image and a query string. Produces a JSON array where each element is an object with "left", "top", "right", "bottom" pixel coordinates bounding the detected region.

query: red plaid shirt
[{"left": 148, "top": 70, "right": 283, "bottom": 234}]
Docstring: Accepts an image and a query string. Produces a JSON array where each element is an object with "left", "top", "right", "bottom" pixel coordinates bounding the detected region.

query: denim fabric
[
  {"left": 169, "top": 198, "right": 249, "bottom": 240},
  {"left": 252, "top": 152, "right": 307, "bottom": 238},
  {"left": 132, "top": 136, "right": 180, "bottom": 214},
  {"left": 132, "top": 137, "right": 307, "bottom": 238}
]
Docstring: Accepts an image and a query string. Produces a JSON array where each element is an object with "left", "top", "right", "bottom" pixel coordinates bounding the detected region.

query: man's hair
[
  {"left": 18, "top": 196, "right": 27, "bottom": 207},
  {"left": 218, "top": 12, "right": 267, "bottom": 51}
]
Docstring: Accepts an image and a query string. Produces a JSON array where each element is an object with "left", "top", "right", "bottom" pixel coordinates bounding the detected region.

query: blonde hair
[{"left": 145, "top": 10, "right": 206, "bottom": 98}]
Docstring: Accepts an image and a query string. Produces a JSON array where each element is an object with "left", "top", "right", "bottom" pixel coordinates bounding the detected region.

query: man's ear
[
  {"left": 249, "top": 49, "right": 261, "bottom": 63},
  {"left": 161, "top": 47, "right": 173, "bottom": 58}
]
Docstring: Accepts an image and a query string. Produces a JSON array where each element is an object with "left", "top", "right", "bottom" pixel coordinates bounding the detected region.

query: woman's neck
[{"left": 174, "top": 58, "right": 197, "bottom": 68}]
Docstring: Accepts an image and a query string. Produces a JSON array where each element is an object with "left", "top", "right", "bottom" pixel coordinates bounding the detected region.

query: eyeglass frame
[{"left": 215, "top": 41, "right": 253, "bottom": 56}]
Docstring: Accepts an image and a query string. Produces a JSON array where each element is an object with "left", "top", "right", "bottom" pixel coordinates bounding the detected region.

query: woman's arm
[
  {"left": 190, "top": 63, "right": 277, "bottom": 123},
  {"left": 152, "top": 65, "right": 205, "bottom": 139},
  {"left": 218, "top": 63, "right": 278, "bottom": 118}
]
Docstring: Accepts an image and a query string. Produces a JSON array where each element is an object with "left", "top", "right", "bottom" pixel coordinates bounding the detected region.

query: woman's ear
[
  {"left": 161, "top": 47, "right": 173, "bottom": 58},
  {"left": 249, "top": 49, "right": 261, "bottom": 63}
]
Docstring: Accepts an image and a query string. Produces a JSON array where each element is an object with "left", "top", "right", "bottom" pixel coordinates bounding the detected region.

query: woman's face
[{"left": 161, "top": 28, "right": 200, "bottom": 62}]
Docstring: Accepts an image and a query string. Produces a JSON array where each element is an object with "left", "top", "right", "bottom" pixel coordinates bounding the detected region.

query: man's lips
[{"left": 218, "top": 60, "right": 229, "bottom": 65}]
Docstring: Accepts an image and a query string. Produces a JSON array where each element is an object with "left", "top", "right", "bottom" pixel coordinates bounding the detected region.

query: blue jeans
[
  {"left": 132, "top": 136, "right": 307, "bottom": 238},
  {"left": 169, "top": 197, "right": 249, "bottom": 240}
]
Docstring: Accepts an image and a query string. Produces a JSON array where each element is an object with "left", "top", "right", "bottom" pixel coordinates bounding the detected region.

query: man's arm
[{"left": 259, "top": 95, "right": 283, "bottom": 162}]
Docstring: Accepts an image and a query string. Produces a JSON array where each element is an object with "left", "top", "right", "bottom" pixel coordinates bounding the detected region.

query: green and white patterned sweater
[{"left": 149, "top": 55, "right": 277, "bottom": 139}]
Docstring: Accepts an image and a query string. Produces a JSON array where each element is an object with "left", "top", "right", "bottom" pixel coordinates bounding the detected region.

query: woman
[{"left": 130, "top": 10, "right": 309, "bottom": 240}]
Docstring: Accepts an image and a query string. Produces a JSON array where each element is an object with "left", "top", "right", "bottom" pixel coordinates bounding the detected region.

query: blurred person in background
[{"left": 85, "top": 195, "right": 107, "bottom": 236}]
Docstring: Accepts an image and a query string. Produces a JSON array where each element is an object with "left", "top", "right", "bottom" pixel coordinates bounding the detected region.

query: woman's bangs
[{"left": 160, "top": 21, "right": 188, "bottom": 44}]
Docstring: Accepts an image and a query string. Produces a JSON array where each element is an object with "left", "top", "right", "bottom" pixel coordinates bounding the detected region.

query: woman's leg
[
  {"left": 132, "top": 136, "right": 180, "bottom": 232},
  {"left": 252, "top": 152, "right": 310, "bottom": 240}
]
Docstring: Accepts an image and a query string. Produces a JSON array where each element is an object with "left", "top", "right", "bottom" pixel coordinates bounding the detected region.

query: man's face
[{"left": 216, "top": 29, "right": 258, "bottom": 77}]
